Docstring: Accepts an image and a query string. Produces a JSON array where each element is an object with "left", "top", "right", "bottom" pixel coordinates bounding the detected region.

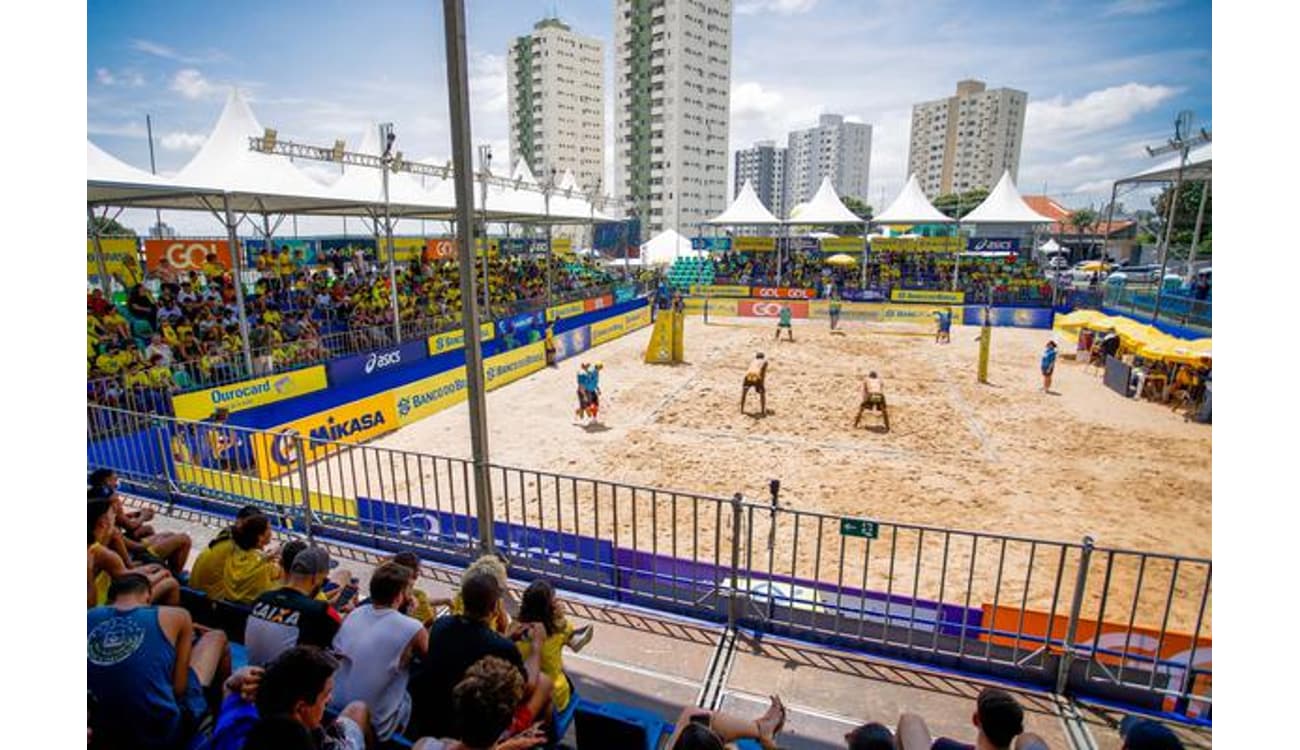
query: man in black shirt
[
  {"left": 407, "top": 571, "right": 552, "bottom": 740},
  {"left": 245, "top": 547, "right": 343, "bottom": 666}
]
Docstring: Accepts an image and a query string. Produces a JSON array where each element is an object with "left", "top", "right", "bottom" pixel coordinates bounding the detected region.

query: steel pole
[
  {"left": 383, "top": 154, "right": 402, "bottom": 342},
  {"left": 146, "top": 114, "right": 163, "bottom": 235},
  {"left": 444, "top": 0, "right": 494, "bottom": 553},
  {"left": 222, "top": 194, "right": 255, "bottom": 375},
  {"left": 88, "top": 205, "right": 113, "bottom": 295},
  {"left": 1151, "top": 153, "right": 1186, "bottom": 324},
  {"left": 1187, "top": 178, "right": 1210, "bottom": 273},
  {"left": 545, "top": 189, "right": 554, "bottom": 310}
]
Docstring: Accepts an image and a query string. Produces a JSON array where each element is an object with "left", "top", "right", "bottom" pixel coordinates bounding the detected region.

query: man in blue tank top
[{"left": 87, "top": 573, "right": 230, "bottom": 749}]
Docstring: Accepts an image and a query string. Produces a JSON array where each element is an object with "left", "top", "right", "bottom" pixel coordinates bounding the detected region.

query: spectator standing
[
  {"left": 331, "top": 562, "right": 429, "bottom": 741},
  {"left": 87, "top": 574, "right": 229, "bottom": 750},
  {"left": 245, "top": 547, "right": 343, "bottom": 666},
  {"left": 513, "top": 578, "right": 593, "bottom": 713}
]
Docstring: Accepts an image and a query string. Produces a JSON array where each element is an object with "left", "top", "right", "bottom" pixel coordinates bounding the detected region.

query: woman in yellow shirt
[
  {"left": 189, "top": 506, "right": 264, "bottom": 594},
  {"left": 209, "top": 513, "right": 281, "bottom": 605},
  {"left": 512, "top": 579, "right": 594, "bottom": 712}
]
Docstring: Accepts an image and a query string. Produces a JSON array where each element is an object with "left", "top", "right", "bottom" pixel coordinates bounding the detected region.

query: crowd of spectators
[
  {"left": 88, "top": 478, "right": 1188, "bottom": 750},
  {"left": 88, "top": 243, "right": 621, "bottom": 409}
]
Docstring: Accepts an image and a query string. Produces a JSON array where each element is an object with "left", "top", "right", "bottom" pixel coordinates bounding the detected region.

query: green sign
[{"left": 840, "top": 518, "right": 880, "bottom": 539}]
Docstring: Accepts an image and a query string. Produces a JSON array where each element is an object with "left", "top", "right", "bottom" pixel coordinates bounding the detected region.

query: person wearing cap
[
  {"left": 1118, "top": 716, "right": 1184, "bottom": 750},
  {"left": 244, "top": 546, "right": 344, "bottom": 667},
  {"left": 896, "top": 687, "right": 1048, "bottom": 750},
  {"left": 1040, "top": 341, "right": 1058, "bottom": 393}
]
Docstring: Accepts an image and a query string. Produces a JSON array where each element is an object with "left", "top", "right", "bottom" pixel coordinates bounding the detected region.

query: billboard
[
  {"left": 691, "top": 237, "right": 732, "bottom": 252},
  {"left": 144, "top": 239, "right": 235, "bottom": 272},
  {"left": 966, "top": 237, "right": 1021, "bottom": 253},
  {"left": 752, "top": 286, "right": 816, "bottom": 300},
  {"left": 87, "top": 237, "right": 142, "bottom": 286},
  {"left": 172, "top": 366, "right": 329, "bottom": 421},
  {"left": 252, "top": 391, "right": 399, "bottom": 480},
  {"left": 871, "top": 236, "right": 964, "bottom": 253},
  {"left": 325, "top": 338, "right": 428, "bottom": 388},
  {"left": 738, "top": 300, "right": 809, "bottom": 318},
  {"left": 734, "top": 236, "right": 776, "bottom": 252}
]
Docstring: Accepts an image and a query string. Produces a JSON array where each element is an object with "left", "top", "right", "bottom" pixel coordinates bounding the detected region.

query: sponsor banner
[
  {"left": 591, "top": 315, "right": 628, "bottom": 346},
  {"left": 546, "top": 300, "right": 586, "bottom": 322},
  {"left": 583, "top": 294, "right": 615, "bottom": 313},
  {"left": 551, "top": 237, "right": 573, "bottom": 255},
  {"left": 820, "top": 237, "right": 865, "bottom": 253},
  {"left": 326, "top": 338, "right": 428, "bottom": 388},
  {"left": 427, "top": 323, "right": 496, "bottom": 355},
  {"left": 782, "top": 236, "right": 821, "bottom": 254},
  {"left": 144, "top": 239, "right": 235, "bottom": 272},
  {"left": 172, "top": 366, "right": 328, "bottom": 421},
  {"left": 961, "top": 306, "right": 1054, "bottom": 329},
  {"left": 623, "top": 306, "right": 652, "bottom": 330},
  {"left": 613, "top": 284, "right": 638, "bottom": 304},
  {"left": 738, "top": 300, "right": 810, "bottom": 319},
  {"left": 691, "top": 237, "right": 732, "bottom": 252},
  {"left": 379, "top": 237, "right": 427, "bottom": 262},
  {"left": 733, "top": 236, "right": 776, "bottom": 252},
  {"left": 871, "top": 236, "right": 964, "bottom": 253},
  {"left": 552, "top": 325, "right": 591, "bottom": 363},
  {"left": 87, "top": 237, "right": 142, "bottom": 286},
  {"left": 967, "top": 237, "right": 1020, "bottom": 253},
  {"left": 891, "top": 289, "right": 967, "bottom": 304},
  {"left": 173, "top": 461, "right": 356, "bottom": 519},
  {"left": 392, "top": 367, "right": 469, "bottom": 426},
  {"left": 498, "top": 310, "right": 546, "bottom": 341},
  {"left": 252, "top": 391, "right": 398, "bottom": 480},
  {"left": 485, "top": 341, "right": 547, "bottom": 390},
  {"left": 243, "top": 238, "right": 318, "bottom": 265},
  {"left": 683, "top": 297, "right": 738, "bottom": 317},
  {"left": 840, "top": 288, "right": 887, "bottom": 302},
  {"left": 594, "top": 219, "right": 640, "bottom": 251},
  {"left": 423, "top": 238, "right": 457, "bottom": 262},
  {"left": 688, "top": 284, "right": 751, "bottom": 297},
  {"left": 752, "top": 286, "right": 816, "bottom": 300},
  {"left": 981, "top": 604, "right": 1211, "bottom": 715}
]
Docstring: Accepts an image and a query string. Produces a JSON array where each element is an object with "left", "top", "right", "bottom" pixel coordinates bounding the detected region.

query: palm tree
[{"left": 1067, "top": 208, "right": 1099, "bottom": 259}]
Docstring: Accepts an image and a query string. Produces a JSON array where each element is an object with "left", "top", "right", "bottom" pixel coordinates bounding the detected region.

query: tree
[
  {"left": 932, "top": 188, "right": 990, "bottom": 220},
  {"left": 1151, "top": 180, "right": 1211, "bottom": 249},
  {"left": 832, "top": 196, "right": 873, "bottom": 236},
  {"left": 1066, "top": 208, "right": 1100, "bottom": 257},
  {"left": 88, "top": 214, "right": 137, "bottom": 237}
]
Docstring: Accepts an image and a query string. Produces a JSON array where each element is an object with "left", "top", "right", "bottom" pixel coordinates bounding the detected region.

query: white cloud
[
  {"left": 159, "top": 131, "right": 207, "bottom": 152},
  {"left": 170, "top": 68, "right": 218, "bottom": 100},
  {"left": 469, "top": 52, "right": 508, "bottom": 116},
  {"left": 730, "top": 81, "right": 784, "bottom": 120},
  {"left": 88, "top": 121, "right": 147, "bottom": 138},
  {"left": 1064, "top": 154, "right": 1104, "bottom": 170},
  {"left": 1102, "top": 0, "right": 1178, "bottom": 17},
  {"left": 737, "top": 0, "right": 819, "bottom": 15},
  {"left": 130, "top": 38, "right": 224, "bottom": 64},
  {"left": 1026, "top": 83, "right": 1179, "bottom": 139},
  {"left": 96, "top": 68, "right": 115, "bottom": 85}
]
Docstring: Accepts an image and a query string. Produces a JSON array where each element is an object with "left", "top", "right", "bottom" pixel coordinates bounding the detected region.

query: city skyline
[{"left": 88, "top": 0, "right": 1210, "bottom": 233}]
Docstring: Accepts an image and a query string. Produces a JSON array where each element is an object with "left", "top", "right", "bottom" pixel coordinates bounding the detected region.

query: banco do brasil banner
[
  {"left": 871, "top": 236, "right": 964, "bottom": 253},
  {"left": 890, "top": 289, "right": 966, "bottom": 304},
  {"left": 326, "top": 339, "right": 428, "bottom": 388},
  {"left": 252, "top": 391, "right": 398, "bottom": 480},
  {"left": 427, "top": 323, "right": 496, "bottom": 356},
  {"left": 88, "top": 237, "right": 142, "bottom": 286},
  {"left": 172, "top": 366, "right": 329, "bottom": 421}
]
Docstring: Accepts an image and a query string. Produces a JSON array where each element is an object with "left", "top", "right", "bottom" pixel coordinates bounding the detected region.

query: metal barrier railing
[
  {"left": 1103, "top": 286, "right": 1212, "bottom": 331},
  {"left": 87, "top": 405, "right": 1210, "bottom": 718}
]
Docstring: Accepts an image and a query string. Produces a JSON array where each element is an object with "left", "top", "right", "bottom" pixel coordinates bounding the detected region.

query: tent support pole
[
  {"left": 1187, "top": 178, "right": 1209, "bottom": 273},
  {"left": 1151, "top": 153, "right": 1187, "bottom": 325},
  {"left": 88, "top": 205, "right": 113, "bottom": 295},
  {"left": 222, "top": 193, "right": 255, "bottom": 377},
  {"left": 545, "top": 190, "right": 554, "bottom": 310},
  {"left": 444, "top": 0, "right": 494, "bottom": 553},
  {"left": 382, "top": 157, "right": 402, "bottom": 343},
  {"left": 1101, "top": 182, "right": 1119, "bottom": 264},
  {"left": 860, "top": 221, "right": 868, "bottom": 290}
]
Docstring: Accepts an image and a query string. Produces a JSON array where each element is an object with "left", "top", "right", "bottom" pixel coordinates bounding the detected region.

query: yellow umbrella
[
  {"left": 1053, "top": 309, "right": 1111, "bottom": 331},
  {"left": 824, "top": 253, "right": 858, "bottom": 266}
]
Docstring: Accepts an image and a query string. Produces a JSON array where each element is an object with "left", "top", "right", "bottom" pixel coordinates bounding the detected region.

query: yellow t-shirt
[
  {"left": 95, "top": 352, "right": 123, "bottom": 375},
  {"left": 189, "top": 536, "right": 234, "bottom": 595},
  {"left": 517, "top": 619, "right": 575, "bottom": 711},
  {"left": 147, "top": 365, "right": 174, "bottom": 389},
  {"left": 161, "top": 324, "right": 180, "bottom": 346},
  {"left": 124, "top": 369, "right": 151, "bottom": 389},
  {"left": 89, "top": 542, "right": 112, "bottom": 607},
  {"left": 212, "top": 547, "right": 279, "bottom": 605},
  {"left": 202, "top": 262, "right": 225, "bottom": 280}
]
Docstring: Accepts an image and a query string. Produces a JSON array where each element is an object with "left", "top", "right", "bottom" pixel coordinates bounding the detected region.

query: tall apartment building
[
  {"left": 783, "top": 113, "right": 872, "bottom": 210},
  {"left": 507, "top": 18, "right": 605, "bottom": 192},
  {"left": 907, "top": 79, "right": 1027, "bottom": 198},
  {"left": 614, "top": 0, "right": 732, "bottom": 237},
  {"left": 733, "top": 139, "right": 786, "bottom": 216}
]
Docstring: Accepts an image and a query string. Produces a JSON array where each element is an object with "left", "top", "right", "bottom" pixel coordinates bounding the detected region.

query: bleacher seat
[
  {"left": 573, "top": 699, "right": 670, "bottom": 750},
  {"left": 666, "top": 257, "right": 716, "bottom": 291}
]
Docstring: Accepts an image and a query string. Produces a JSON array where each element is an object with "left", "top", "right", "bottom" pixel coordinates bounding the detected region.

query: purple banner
[
  {"left": 840, "top": 289, "right": 888, "bottom": 302},
  {"left": 325, "top": 338, "right": 428, "bottom": 387}
]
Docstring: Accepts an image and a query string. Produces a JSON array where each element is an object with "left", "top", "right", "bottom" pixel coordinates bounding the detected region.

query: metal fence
[
  {"left": 1103, "top": 286, "right": 1212, "bottom": 332},
  {"left": 87, "top": 405, "right": 1211, "bottom": 719}
]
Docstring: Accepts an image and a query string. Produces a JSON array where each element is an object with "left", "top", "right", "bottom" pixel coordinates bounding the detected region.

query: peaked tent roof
[
  {"left": 705, "top": 180, "right": 781, "bottom": 225},
  {"left": 88, "top": 140, "right": 219, "bottom": 206},
  {"left": 640, "top": 229, "right": 701, "bottom": 265},
  {"left": 328, "top": 124, "right": 451, "bottom": 215},
  {"left": 1038, "top": 238, "right": 1063, "bottom": 253},
  {"left": 786, "top": 177, "right": 861, "bottom": 225},
  {"left": 1120, "top": 143, "right": 1211, "bottom": 184},
  {"left": 961, "top": 171, "right": 1055, "bottom": 224},
  {"left": 873, "top": 174, "right": 954, "bottom": 224}
]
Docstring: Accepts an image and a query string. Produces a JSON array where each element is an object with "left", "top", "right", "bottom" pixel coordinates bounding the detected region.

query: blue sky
[{"left": 88, "top": 0, "right": 1210, "bottom": 232}]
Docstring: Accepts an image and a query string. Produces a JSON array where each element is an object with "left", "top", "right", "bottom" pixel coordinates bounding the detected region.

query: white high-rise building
[
  {"left": 733, "top": 139, "right": 786, "bottom": 217},
  {"left": 783, "top": 113, "right": 872, "bottom": 211},
  {"left": 507, "top": 18, "right": 605, "bottom": 192},
  {"left": 613, "top": 0, "right": 732, "bottom": 237},
  {"left": 907, "top": 79, "right": 1027, "bottom": 199}
]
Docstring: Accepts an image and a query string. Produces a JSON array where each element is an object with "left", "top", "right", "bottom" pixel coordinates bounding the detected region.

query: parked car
[{"left": 1109, "top": 264, "right": 1161, "bottom": 284}]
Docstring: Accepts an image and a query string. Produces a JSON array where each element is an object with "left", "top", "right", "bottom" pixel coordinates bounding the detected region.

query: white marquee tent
[
  {"left": 705, "top": 180, "right": 781, "bottom": 225},
  {"left": 786, "top": 176, "right": 861, "bottom": 225},
  {"left": 873, "top": 174, "right": 954, "bottom": 225},
  {"left": 960, "top": 170, "right": 1055, "bottom": 225},
  {"left": 640, "top": 229, "right": 701, "bottom": 266}
]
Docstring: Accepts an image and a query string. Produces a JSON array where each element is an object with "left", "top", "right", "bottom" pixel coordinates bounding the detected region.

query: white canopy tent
[
  {"left": 873, "top": 174, "right": 955, "bottom": 225},
  {"left": 704, "top": 180, "right": 782, "bottom": 225},
  {"left": 786, "top": 176, "right": 861, "bottom": 225},
  {"left": 960, "top": 171, "right": 1055, "bottom": 225},
  {"left": 640, "top": 229, "right": 701, "bottom": 266}
]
